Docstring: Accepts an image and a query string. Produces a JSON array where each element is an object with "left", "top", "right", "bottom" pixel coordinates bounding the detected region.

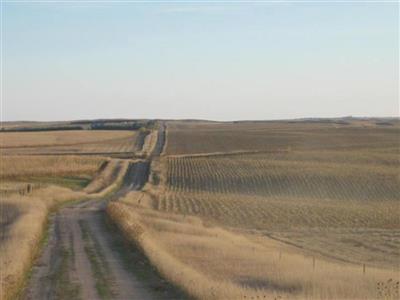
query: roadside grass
[
  {"left": 0, "top": 186, "right": 88, "bottom": 300},
  {"left": 0, "top": 158, "right": 128, "bottom": 300},
  {"left": 2, "top": 121, "right": 399, "bottom": 300},
  {"left": 107, "top": 197, "right": 399, "bottom": 300},
  {"left": 10, "top": 213, "right": 52, "bottom": 300},
  {"left": 103, "top": 212, "right": 188, "bottom": 299},
  {"left": 84, "top": 160, "right": 127, "bottom": 194}
]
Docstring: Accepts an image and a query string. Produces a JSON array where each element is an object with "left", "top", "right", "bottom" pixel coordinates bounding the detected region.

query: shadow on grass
[{"left": 102, "top": 211, "right": 190, "bottom": 300}]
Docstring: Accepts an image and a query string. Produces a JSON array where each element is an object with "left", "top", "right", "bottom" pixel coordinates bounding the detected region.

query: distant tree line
[
  {"left": 90, "top": 122, "right": 141, "bottom": 130},
  {"left": 0, "top": 120, "right": 156, "bottom": 132},
  {"left": 0, "top": 126, "right": 84, "bottom": 132}
]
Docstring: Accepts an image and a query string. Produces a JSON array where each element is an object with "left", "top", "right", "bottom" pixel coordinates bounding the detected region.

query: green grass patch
[{"left": 28, "top": 176, "right": 91, "bottom": 190}]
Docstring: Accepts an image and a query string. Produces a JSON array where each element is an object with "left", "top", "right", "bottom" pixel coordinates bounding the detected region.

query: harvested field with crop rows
[
  {"left": 166, "top": 153, "right": 399, "bottom": 201},
  {"left": 165, "top": 121, "right": 400, "bottom": 155},
  {"left": 1, "top": 119, "right": 399, "bottom": 300},
  {"left": 154, "top": 121, "right": 400, "bottom": 272}
]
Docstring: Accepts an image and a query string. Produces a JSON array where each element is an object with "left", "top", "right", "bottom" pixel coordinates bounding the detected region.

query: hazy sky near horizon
[{"left": 3, "top": 1, "right": 399, "bottom": 121}]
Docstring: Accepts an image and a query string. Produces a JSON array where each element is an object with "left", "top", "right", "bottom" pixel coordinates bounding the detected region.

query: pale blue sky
[{"left": 2, "top": 1, "right": 399, "bottom": 121}]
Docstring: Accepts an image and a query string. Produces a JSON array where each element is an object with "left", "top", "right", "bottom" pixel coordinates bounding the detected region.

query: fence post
[
  {"left": 313, "top": 257, "right": 315, "bottom": 270},
  {"left": 363, "top": 264, "right": 366, "bottom": 275}
]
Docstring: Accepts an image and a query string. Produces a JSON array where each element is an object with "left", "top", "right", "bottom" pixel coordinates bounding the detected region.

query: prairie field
[
  {"left": 154, "top": 122, "right": 400, "bottom": 273},
  {"left": 0, "top": 130, "right": 137, "bottom": 154},
  {"left": 165, "top": 152, "right": 399, "bottom": 201},
  {"left": 0, "top": 122, "right": 152, "bottom": 299},
  {"left": 0, "top": 155, "right": 105, "bottom": 180},
  {"left": 109, "top": 192, "right": 399, "bottom": 300},
  {"left": 0, "top": 155, "right": 106, "bottom": 192},
  {"left": 3, "top": 1, "right": 399, "bottom": 298},
  {"left": 1, "top": 119, "right": 399, "bottom": 300},
  {"left": 165, "top": 120, "right": 400, "bottom": 155},
  {"left": 127, "top": 120, "right": 399, "bottom": 299},
  {"left": 0, "top": 155, "right": 129, "bottom": 299},
  {"left": 0, "top": 186, "right": 88, "bottom": 300}
]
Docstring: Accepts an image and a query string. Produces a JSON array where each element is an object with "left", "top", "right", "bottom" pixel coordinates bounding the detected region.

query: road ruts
[
  {"left": 23, "top": 120, "right": 177, "bottom": 300},
  {"left": 23, "top": 160, "right": 176, "bottom": 300},
  {"left": 151, "top": 122, "right": 166, "bottom": 157}
]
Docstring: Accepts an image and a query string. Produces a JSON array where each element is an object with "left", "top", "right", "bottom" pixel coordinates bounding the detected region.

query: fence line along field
[
  {"left": 109, "top": 192, "right": 400, "bottom": 300},
  {"left": 0, "top": 120, "right": 154, "bottom": 300},
  {"left": 1, "top": 186, "right": 89, "bottom": 300},
  {"left": 152, "top": 120, "right": 400, "bottom": 272},
  {"left": 0, "top": 155, "right": 106, "bottom": 191},
  {"left": 157, "top": 191, "right": 399, "bottom": 269},
  {"left": 0, "top": 130, "right": 138, "bottom": 154},
  {"left": 1, "top": 155, "right": 105, "bottom": 180}
]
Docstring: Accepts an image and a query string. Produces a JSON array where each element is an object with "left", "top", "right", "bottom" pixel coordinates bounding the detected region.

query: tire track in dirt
[
  {"left": 23, "top": 166, "right": 175, "bottom": 299},
  {"left": 151, "top": 122, "right": 166, "bottom": 157}
]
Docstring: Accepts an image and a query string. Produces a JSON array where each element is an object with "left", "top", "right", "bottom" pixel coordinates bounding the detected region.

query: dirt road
[
  {"left": 24, "top": 162, "right": 181, "bottom": 300},
  {"left": 23, "top": 125, "right": 182, "bottom": 300},
  {"left": 151, "top": 122, "right": 166, "bottom": 157}
]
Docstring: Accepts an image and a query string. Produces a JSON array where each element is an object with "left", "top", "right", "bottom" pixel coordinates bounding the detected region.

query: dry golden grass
[
  {"left": 108, "top": 194, "right": 399, "bottom": 299},
  {"left": 84, "top": 160, "right": 119, "bottom": 193},
  {"left": 0, "top": 181, "right": 40, "bottom": 195},
  {"left": 117, "top": 121, "right": 400, "bottom": 299},
  {"left": 0, "top": 155, "right": 130, "bottom": 300},
  {"left": 140, "top": 129, "right": 159, "bottom": 156},
  {"left": 0, "top": 186, "right": 88, "bottom": 300},
  {"left": 83, "top": 159, "right": 130, "bottom": 194},
  {"left": 156, "top": 191, "right": 400, "bottom": 269},
  {"left": 2, "top": 121, "right": 399, "bottom": 300},
  {"left": 0, "top": 130, "right": 137, "bottom": 154},
  {"left": 0, "top": 155, "right": 104, "bottom": 180}
]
